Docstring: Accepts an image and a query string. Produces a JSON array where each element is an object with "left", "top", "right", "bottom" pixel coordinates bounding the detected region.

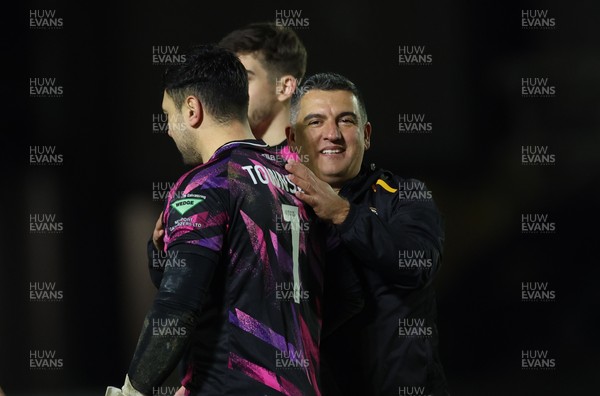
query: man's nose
[{"left": 323, "top": 120, "right": 342, "bottom": 141}]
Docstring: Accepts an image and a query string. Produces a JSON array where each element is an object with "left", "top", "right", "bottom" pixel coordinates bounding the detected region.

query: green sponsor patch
[{"left": 170, "top": 197, "right": 205, "bottom": 215}]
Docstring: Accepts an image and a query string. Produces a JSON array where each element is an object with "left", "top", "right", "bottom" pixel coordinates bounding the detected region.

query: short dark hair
[
  {"left": 163, "top": 44, "right": 249, "bottom": 123},
  {"left": 218, "top": 22, "right": 307, "bottom": 81},
  {"left": 290, "top": 72, "right": 368, "bottom": 125}
]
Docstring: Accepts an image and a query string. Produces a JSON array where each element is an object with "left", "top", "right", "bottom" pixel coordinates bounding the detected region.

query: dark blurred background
[{"left": 3, "top": 0, "right": 600, "bottom": 394}]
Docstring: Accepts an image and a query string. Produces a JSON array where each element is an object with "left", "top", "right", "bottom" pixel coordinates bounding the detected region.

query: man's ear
[
  {"left": 276, "top": 75, "right": 297, "bottom": 101},
  {"left": 285, "top": 126, "right": 296, "bottom": 145},
  {"left": 184, "top": 96, "right": 203, "bottom": 128},
  {"left": 363, "top": 122, "right": 372, "bottom": 150}
]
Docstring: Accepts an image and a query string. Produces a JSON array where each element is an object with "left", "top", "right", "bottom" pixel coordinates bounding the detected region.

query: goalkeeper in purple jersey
[{"left": 106, "top": 44, "right": 329, "bottom": 396}]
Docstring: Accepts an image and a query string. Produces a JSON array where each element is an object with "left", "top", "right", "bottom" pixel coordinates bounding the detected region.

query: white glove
[
  {"left": 105, "top": 374, "right": 147, "bottom": 396},
  {"left": 105, "top": 387, "right": 123, "bottom": 396}
]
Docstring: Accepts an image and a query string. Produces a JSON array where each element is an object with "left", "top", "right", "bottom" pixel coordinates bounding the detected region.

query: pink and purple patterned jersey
[{"left": 162, "top": 140, "right": 326, "bottom": 396}]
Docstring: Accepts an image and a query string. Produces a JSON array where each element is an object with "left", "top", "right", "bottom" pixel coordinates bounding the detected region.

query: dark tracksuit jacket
[{"left": 321, "top": 164, "right": 449, "bottom": 396}]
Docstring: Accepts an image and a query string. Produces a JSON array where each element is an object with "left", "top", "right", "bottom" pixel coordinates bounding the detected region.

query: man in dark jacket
[{"left": 285, "top": 72, "right": 449, "bottom": 396}]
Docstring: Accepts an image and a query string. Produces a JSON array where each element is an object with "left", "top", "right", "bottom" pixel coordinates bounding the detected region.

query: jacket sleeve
[{"left": 335, "top": 177, "right": 445, "bottom": 289}]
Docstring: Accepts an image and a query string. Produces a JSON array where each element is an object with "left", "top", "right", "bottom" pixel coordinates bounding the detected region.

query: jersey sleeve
[
  {"left": 128, "top": 251, "right": 218, "bottom": 393},
  {"left": 129, "top": 169, "right": 231, "bottom": 392},
  {"left": 163, "top": 173, "right": 230, "bottom": 262},
  {"left": 147, "top": 236, "right": 163, "bottom": 289},
  {"left": 148, "top": 171, "right": 230, "bottom": 289}
]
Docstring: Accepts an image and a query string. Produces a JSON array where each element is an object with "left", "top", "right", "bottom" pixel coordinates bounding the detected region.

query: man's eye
[
  {"left": 308, "top": 120, "right": 321, "bottom": 126},
  {"left": 340, "top": 118, "right": 356, "bottom": 124}
]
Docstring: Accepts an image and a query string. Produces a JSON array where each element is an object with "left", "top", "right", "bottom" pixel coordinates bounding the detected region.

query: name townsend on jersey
[{"left": 242, "top": 164, "right": 298, "bottom": 193}]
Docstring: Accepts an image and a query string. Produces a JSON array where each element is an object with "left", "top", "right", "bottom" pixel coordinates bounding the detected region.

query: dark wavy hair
[
  {"left": 163, "top": 44, "right": 249, "bottom": 123},
  {"left": 219, "top": 22, "right": 307, "bottom": 81}
]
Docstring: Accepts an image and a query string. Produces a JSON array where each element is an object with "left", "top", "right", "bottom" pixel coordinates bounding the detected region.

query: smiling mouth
[{"left": 320, "top": 148, "right": 345, "bottom": 155}]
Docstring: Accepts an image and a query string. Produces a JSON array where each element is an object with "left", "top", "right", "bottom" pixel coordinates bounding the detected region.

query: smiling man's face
[{"left": 289, "top": 89, "right": 371, "bottom": 189}]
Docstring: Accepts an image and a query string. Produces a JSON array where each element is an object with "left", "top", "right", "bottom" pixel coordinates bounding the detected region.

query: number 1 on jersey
[{"left": 281, "top": 204, "right": 300, "bottom": 304}]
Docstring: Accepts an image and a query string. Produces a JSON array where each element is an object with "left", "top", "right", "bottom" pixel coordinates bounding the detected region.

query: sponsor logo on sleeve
[{"left": 170, "top": 196, "right": 206, "bottom": 215}]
